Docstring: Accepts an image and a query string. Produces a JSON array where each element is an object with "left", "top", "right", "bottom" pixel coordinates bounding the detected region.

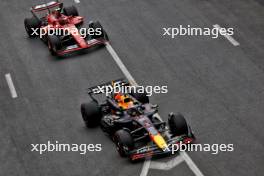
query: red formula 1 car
[{"left": 24, "top": 1, "right": 108, "bottom": 56}]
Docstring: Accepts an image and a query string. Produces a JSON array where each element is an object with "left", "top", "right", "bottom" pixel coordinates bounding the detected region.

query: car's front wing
[{"left": 129, "top": 135, "right": 194, "bottom": 161}]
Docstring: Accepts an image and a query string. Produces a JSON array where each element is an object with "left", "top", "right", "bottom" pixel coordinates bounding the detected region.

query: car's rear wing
[
  {"left": 31, "top": 0, "right": 62, "bottom": 12},
  {"left": 87, "top": 78, "right": 130, "bottom": 103},
  {"left": 87, "top": 78, "right": 129, "bottom": 95}
]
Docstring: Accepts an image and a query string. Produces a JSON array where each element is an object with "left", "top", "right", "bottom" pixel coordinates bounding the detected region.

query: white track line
[
  {"left": 5, "top": 73, "right": 18, "bottom": 98},
  {"left": 180, "top": 152, "right": 204, "bottom": 176},
  {"left": 150, "top": 155, "right": 184, "bottom": 170},
  {"left": 140, "top": 159, "right": 151, "bottom": 176},
  {"left": 105, "top": 42, "right": 204, "bottom": 176},
  {"left": 105, "top": 42, "right": 138, "bottom": 86},
  {"left": 213, "top": 24, "right": 240, "bottom": 46}
]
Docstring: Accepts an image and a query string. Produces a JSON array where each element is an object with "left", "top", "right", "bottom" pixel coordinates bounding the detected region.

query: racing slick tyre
[
  {"left": 168, "top": 113, "right": 188, "bottom": 136},
  {"left": 130, "top": 91, "right": 149, "bottom": 104},
  {"left": 90, "top": 21, "right": 109, "bottom": 41},
  {"left": 63, "top": 6, "right": 79, "bottom": 16},
  {"left": 47, "top": 35, "right": 62, "bottom": 55},
  {"left": 81, "top": 101, "right": 102, "bottom": 127},
  {"left": 113, "top": 129, "right": 134, "bottom": 157},
  {"left": 24, "top": 17, "right": 41, "bottom": 37}
]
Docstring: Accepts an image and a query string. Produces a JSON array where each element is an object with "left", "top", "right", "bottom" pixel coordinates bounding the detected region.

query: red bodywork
[{"left": 31, "top": 1, "right": 107, "bottom": 55}]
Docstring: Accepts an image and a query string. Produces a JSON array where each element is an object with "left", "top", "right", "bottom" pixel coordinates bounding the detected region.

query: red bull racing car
[
  {"left": 80, "top": 79, "right": 195, "bottom": 161},
  {"left": 24, "top": 1, "right": 108, "bottom": 56}
]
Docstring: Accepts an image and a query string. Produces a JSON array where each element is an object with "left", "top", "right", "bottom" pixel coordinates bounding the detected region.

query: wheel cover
[{"left": 116, "top": 142, "right": 126, "bottom": 155}]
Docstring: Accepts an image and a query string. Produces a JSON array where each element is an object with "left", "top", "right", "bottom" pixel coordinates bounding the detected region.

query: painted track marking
[
  {"left": 105, "top": 42, "right": 138, "bottom": 86},
  {"left": 150, "top": 155, "right": 184, "bottom": 170},
  {"left": 180, "top": 151, "right": 204, "bottom": 176},
  {"left": 74, "top": 0, "right": 80, "bottom": 4},
  {"left": 140, "top": 159, "right": 151, "bottom": 176},
  {"left": 105, "top": 42, "right": 204, "bottom": 176},
  {"left": 213, "top": 24, "right": 240, "bottom": 46},
  {"left": 5, "top": 73, "right": 18, "bottom": 98}
]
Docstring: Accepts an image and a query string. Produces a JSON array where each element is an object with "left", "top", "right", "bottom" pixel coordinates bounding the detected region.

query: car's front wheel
[
  {"left": 168, "top": 113, "right": 188, "bottom": 136},
  {"left": 89, "top": 21, "right": 109, "bottom": 41},
  {"left": 113, "top": 129, "right": 134, "bottom": 157},
  {"left": 63, "top": 6, "right": 79, "bottom": 16},
  {"left": 24, "top": 17, "right": 41, "bottom": 37},
  {"left": 81, "top": 101, "right": 102, "bottom": 127},
  {"left": 47, "top": 35, "right": 62, "bottom": 55}
]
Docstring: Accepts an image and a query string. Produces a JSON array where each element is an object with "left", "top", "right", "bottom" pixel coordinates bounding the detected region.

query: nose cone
[{"left": 152, "top": 134, "right": 168, "bottom": 150}]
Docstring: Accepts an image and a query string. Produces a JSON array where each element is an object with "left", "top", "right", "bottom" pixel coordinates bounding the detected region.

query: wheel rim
[
  {"left": 113, "top": 136, "right": 124, "bottom": 155},
  {"left": 116, "top": 142, "right": 125, "bottom": 155}
]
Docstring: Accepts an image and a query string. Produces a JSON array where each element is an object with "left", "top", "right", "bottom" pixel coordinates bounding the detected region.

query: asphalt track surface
[{"left": 0, "top": 0, "right": 264, "bottom": 176}]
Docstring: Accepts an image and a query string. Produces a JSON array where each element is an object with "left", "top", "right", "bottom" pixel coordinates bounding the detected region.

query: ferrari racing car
[
  {"left": 24, "top": 1, "right": 108, "bottom": 56},
  {"left": 80, "top": 79, "right": 195, "bottom": 161}
]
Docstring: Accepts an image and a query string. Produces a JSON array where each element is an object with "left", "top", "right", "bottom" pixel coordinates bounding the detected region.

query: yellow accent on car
[{"left": 152, "top": 134, "right": 168, "bottom": 150}]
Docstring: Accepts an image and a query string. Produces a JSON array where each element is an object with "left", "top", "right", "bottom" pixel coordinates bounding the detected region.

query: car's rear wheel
[
  {"left": 168, "top": 113, "right": 188, "bottom": 136},
  {"left": 47, "top": 35, "right": 62, "bottom": 55},
  {"left": 63, "top": 6, "right": 79, "bottom": 16},
  {"left": 130, "top": 90, "right": 149, "bottom": 104},
  {"left": 24, "top": 17, "right": 41, "bottom": 37},
  {"left": 113, "top": 129, "right": 134, "bottom": 157},
  {"left": 81, "top": 101, "right": 102, "bottom": 127}
]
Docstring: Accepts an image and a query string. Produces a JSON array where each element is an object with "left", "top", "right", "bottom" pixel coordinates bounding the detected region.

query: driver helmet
[{"left": 115, "top": 94, "right": 134, "bottom": 109}]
